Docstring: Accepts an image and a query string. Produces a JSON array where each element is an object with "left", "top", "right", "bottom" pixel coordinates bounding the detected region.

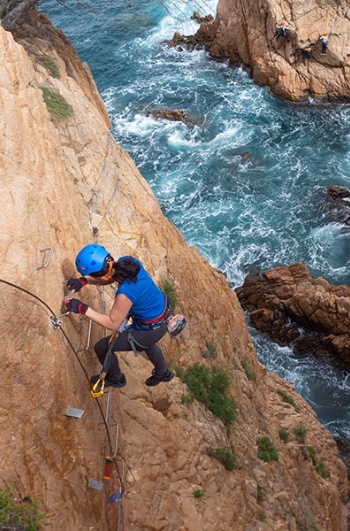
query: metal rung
[
  {"left": 65, "top": 407, "right": 84, "bottom": 419},
  {"left": 36, "top": 247, "right": 53, "bottom": 270},
  {"left": 77, "top": 319, "right": 92, "bottom": 352}
]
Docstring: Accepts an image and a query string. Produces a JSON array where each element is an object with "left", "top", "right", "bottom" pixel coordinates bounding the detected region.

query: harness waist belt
[{"left": 139, "top": 299, "right": 169, "bottom": 325}]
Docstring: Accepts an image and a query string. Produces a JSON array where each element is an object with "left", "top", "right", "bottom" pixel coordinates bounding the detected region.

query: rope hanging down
[{"left": 0, "top": 278, "right": 125, "bottom": 491}]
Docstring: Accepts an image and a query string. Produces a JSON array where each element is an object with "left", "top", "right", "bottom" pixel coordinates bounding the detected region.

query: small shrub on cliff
[
  {"left": 208, "top": 448, "right": 240, "bottom": 470},
  {"left": 40, "top": 86, "right": 73, "bottom": 120},
  {"left": 241, "top": 358, "right": 256, "bottom": 382},
  {"left": 277, "top": 389, "right": 300, "bottom": 412},
  {"left": 259, "top": 511, "right": 267, "bottom": 521},
  {"left": 202, "top": 340, "right": 217, "bottom": 360},
  {"left": 279, "top": 428, "right": 289, "bottom": 443},
  {"left": 160, "top": 278, "right": 177, "bottom": 311},
  {"left": 176, "top": 362, "right": 237, "bottom": 427},
  {"left": 294, "top": 426, "right": 306, "bottom": 443},
  {"left": 39, "top": 56, "right": 61, "bottom": 79},
  {"left": 257, "top": 436, "right": 279, "bottom": 463},
  {"left": 0, "top": 484, "right": 46, "bottom": 530},
  {"left": 192, "top": 488, "right": 205, "bottom": 498},
  {"left": 307, "top": 447, "right": 330, "bottom": 479}
]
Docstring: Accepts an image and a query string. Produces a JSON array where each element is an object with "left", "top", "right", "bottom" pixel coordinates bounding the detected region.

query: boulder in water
[
  {"left": 324, "top": 186, "right": 350, "bottom": 225},
  {"left": 236, "top": 262, "right": 350, "bottom": 368}
]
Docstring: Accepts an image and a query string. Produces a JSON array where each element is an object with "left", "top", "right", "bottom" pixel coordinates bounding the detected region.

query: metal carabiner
[{"left": 90, "top": 378, "right": 105, "bottom": 398}]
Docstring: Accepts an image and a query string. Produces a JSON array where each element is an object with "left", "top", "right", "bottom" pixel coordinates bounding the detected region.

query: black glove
[
  {"left": 66, "top": 298, "right": 89, "bottom": 315},
  {"left": 66, "top": 277, "right": 88, "bottom": 292}
]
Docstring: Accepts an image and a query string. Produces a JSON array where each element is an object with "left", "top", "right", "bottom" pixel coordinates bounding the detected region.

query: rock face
[
  {"left": 0, "top": 9, "right": 349, "bottom": 531},
  {"left": 180, "top": 0, "right": 350, "bottom": 101},
  {"left": 236, "top": 262, "right": 350, "bottom": 367}
]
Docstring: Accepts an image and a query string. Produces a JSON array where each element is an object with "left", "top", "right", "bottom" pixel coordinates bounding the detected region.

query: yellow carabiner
[{"left": 90, "top": 378, "right": 105, "bottom": 398}]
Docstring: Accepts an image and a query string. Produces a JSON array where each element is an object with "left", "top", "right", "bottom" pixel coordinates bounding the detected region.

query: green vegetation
[
  {"left": 257, "top": 436, "right": 279, "bottom": 463},
  {"left": 259, "top": 511, "right": 267, "bottom": 521},
  {"left": 277, "top": 389, "right": 300, "bottom": 412},
  {"left": 257, "top": 484, "right": 265, "bottom": 503},
  {"left": 307, "top": 447, "right": 330, "bottom": 479},
  {"left": 39, "top": 56, "right": 61, "bottom": 79},
  {"left": 315, "top": 461, "right": 330, "bottom": 479},
  {"left": 192, "top": 488, "right": 205, "bottom": 498},
  {"left": 293, "top": 513, "right": 320, "bottom": 531},
  {"left": 241, "top": 358, "right": 255, "bottom": 382},
  {"left": 308, "top": 446, "right": 317, "bottom": 466},
  {"left": 0, "top": 485, "right": 46, "bottom": 530},
  {"left": 279, "top": 429, "right": 289, "bottom": 443},
  {"left": 202, "top": 340, "right": 217, "bottom": 360},
  {"left": 40, "top": 87, "right": 73, "bottom": 120},
  {"left": 176, "top": 362, "right": 237, "bottom": 427},
  {"left": 161, "top": 278, "right": 177, "bottom": 311},
  {"left": 294, "top": 426, "right": 306, "bottom": 443},
  {"left": 209, "top": 448, "right": 240, "bottom": 471}
]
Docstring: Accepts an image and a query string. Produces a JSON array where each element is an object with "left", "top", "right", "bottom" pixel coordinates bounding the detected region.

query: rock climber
[
  {"left": 65, "top": 243, "right": 174, "bottom": 388},
  {"left": 276, "top": 21, "right": 290, "bottom": 42},
  {"left": 320, "top": 32, "right": 328, "bottom": 55},
  {"left": 303, "top": 46, "right": 312, "bottom": 60}
]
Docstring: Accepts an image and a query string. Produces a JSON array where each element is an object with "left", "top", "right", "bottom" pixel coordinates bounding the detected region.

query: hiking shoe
[
  {"left": 145, "top": 368, "right": 174, "bottom": 387},
  {"left": 90, "top": 373, "right": 127, "bottom": 388}
]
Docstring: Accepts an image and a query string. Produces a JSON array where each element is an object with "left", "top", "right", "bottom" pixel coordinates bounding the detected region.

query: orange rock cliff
[
  {"left": 191, "top": 0, "right": 350, "bottom": 101},
  {"left": 0, "top": 9, "right": 349, "bottom": 531}
]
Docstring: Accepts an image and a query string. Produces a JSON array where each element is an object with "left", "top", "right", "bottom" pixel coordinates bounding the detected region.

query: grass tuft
[
  {"left": 208, "top": 448, "right": 240, "bottom": 470},
  {"left": 279, "top": 429, "right": 289, "bottom": 443},
  {"left": 241, "top": 358, "right": 256, "bottom": 382},
  {"left": 0, "top": 484, "right": 46, "bottom": 530},
  {"left": 40, "top": 86, "right": 73, "bottom": 120},
  {"left": 257, "top": 436, "right": 279, "bottom": 462},
  {"left": 160, "top": 278, "right": 177, "bottom": 311},
  {"left": 176, "top": 362, "right": 237, "bottom": 427},
  {"left": 277, "top": 389, "right": 300, "bottom": 412},
  {"left": 39, "top": 56, "right": 61, "bottom": 78},
  {"left": 192, "top": 488, "right": 205, "bottom": 498}
]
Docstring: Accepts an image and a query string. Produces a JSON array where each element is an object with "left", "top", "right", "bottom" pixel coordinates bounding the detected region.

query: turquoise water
[{"left": 43, "top": 0, "right": 350, "bottom": 443}]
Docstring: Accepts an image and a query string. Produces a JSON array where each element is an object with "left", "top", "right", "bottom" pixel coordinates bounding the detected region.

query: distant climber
[
  {"left": 276, "top": 21, "right": 290, "bottom": 42},
  {"left": 303, "top": 47, "right": 312, "bottom": 60},
  {"left": 65, "top": 244, "right": 174, "bottom": 388},
  {"left": 320, "top": 32, "right": 328, "bottom": 55}
]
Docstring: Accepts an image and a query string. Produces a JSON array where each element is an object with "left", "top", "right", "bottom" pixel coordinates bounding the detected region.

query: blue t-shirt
[{"left": 115, "top": 257, "right": 166, "bottom": 321}]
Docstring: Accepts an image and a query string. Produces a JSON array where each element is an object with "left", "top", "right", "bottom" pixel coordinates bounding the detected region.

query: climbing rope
[{"left": 0, "top": 278, "right": 127, "bottom": 498}]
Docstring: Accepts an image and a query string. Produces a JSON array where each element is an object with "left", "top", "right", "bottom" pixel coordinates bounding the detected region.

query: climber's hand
[
  {"left": 66, "top": 277, "right": 88, "bottom": 292},
  {"left": 66, "top": 298, "right": 89, "bottom": 315}
]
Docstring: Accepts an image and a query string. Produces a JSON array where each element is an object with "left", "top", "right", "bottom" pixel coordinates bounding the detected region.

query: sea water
[{"left": 42, "top": 0, "right": 350, "bottom": 444}]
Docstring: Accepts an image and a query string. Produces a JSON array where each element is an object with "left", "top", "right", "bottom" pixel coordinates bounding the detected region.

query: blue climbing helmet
[{"left": 75, "top": 244, "right": 114, "bottom": 276}]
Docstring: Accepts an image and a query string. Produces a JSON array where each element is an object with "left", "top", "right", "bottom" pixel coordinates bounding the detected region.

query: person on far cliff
[
  {"left": 320, "top": 32, "right": 329, "bottom": 55},
  {"left": 276, "top": 21, "right": 290, "bottom": 42},
  {"left": 65, "top": 244, "right": 174, "bottom": 388},
  {"left": 303, "top": 46, "right": 312, "bottom": 61}
]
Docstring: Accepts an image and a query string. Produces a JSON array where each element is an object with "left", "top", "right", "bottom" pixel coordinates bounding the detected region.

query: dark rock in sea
[
  {"left": 324, "top": 186, "right": 350, "bottom": 225},
  {"left": 236, "top": 262, "right": 350, "bottom": 369},
  {"left": 191, "top": 11, "right": 215, "bottom": 24},
  {"left": 146, "top": 107, "right": 204, "bottom": 126}
]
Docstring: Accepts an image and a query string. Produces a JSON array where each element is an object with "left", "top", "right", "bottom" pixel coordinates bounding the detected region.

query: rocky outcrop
[
  {"left": 325, "top": 186, "right": 350, "bottom": 224},
  {"left": 1, "top": 9, "right": 349, "bottom": 531},
  {"left": 171, "top": 0, "right": 350, "bottom": 102},
  {"left": 236, "top": 262, "right": 350, "bottom": 367}
]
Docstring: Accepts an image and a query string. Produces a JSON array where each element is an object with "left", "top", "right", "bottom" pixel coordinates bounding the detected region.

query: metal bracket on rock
[
  {"left": 50, "top": 311, "right": 70, "bottom": 330},
  {"left": 36, "top": 247, "right": 53, "bottom": 270}
]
